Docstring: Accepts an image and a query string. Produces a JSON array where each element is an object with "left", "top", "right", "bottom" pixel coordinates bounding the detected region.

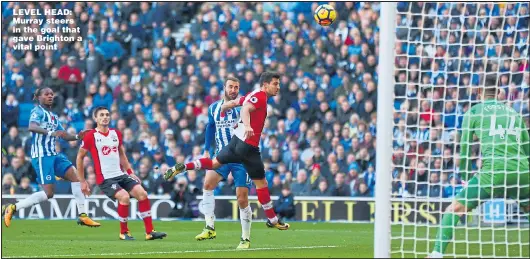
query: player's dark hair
[
  {"left": 224, "top": 76, "right": 240, "bottom": 86},
  {"left": 33, "top": 87, "right": 52, "bottom": 101},
  {"left": 483, "top": 73, "right": 499, "bottom": 96},
  {"left": 259, "top": 71, "right": 281, "bottom": 86},
  {"left": 92, "top": 106, "right": 109, "bottom": 118}
]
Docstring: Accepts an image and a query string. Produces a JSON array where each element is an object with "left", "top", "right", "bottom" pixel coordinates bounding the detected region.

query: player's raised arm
[
  {"left": 458, "top": 112, "right": 475, "bottom": 181},
  {"left": 221, "top": 97, "right": 242, "bottom": 112},
  {"left": 28, "top": 112, "right": 82, "bottom": 140},
  {"left": 57, "top": 122, "right": 84, "bottom": 141}
]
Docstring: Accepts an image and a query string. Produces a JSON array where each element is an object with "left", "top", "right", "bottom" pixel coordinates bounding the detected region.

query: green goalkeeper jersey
[{"left": 459, "top": 99, "right": 530, "bottom": 180}]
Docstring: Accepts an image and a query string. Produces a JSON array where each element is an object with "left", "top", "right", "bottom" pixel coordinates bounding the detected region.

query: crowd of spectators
[{"left": 1, "top": 2, "right": 529, "bottom": 201}]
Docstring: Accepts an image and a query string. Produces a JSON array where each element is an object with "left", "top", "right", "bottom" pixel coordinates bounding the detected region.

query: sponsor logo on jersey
[
  {"left": 102, "top": 146, "right": 118, "bottom": 155},
  {"left": 250, "top": 97, "right": 258, "bottom": 104}
]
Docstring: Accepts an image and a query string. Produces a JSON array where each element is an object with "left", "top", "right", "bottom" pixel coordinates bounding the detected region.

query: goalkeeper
[{"left": 429, "top": 79, "right": 530, "bottom": 258}]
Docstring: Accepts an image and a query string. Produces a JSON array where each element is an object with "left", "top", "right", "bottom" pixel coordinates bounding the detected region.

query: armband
[{"left": 127, "top": 168, "right": 133, "bottom": 175}]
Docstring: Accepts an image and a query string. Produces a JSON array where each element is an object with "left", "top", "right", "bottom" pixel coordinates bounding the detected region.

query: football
[{"left": 314, "top": 4, "right": 337, "bottom": 26}]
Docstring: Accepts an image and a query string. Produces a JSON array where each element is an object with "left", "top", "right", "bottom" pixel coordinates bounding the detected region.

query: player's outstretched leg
[
  {"left": 2, "top": 203, "right": 17, "bottom": 227},
  {"left": 130, "top": 185, "right": 167, "bottom": 240},
  {"left": 165, "top": 158, "right": 221, "bottom": 181},
  {"left": 253, "top": 179, "right": 289, "bottom": 230},
  {"left": 115, "top": 190, "right": 135, "bottom": 240},
  {"left": 3, "top": 185, "right": 53, "bottom": 227}
]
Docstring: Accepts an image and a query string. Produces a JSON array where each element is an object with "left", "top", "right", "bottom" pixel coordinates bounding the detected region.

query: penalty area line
[{"left": 3, "top": 245, "right": 339, "bottom": 258}]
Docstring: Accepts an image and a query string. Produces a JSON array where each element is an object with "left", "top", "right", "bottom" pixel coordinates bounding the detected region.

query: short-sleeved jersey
[
  {"left": 206, "top": 100, "right": 241, "bottom": 154},
  {"left": 81, "top": 128, "right": 125, "bottom": 184},
  {"left": 29, "top": 105, "right": 65, "bottom": 158},
  {"left": 233, "top": 90, "right": 268, "bottom": 147},
  {"left": 459, "top": 99, "right": 530, "bottom": 175}
]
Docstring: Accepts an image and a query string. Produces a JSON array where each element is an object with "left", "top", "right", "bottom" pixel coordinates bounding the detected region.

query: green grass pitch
[{"left": 1, "top": 220, "right": 528, "bottom": 258}]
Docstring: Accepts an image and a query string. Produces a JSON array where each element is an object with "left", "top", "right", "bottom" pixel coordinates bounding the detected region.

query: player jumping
[
  {"left": 2, "top": 87, "right": 100, "bottom": 228},
  {"left": 193, "top": 77, "right": 253, "bottom": 249},
  {"left": 428, "top": 78, "right": 530, "bottom": 258},
  {"left": 76, "top": 106, "right": 167, "bottom": 241},
  {"left": 165, "top": 71, "right": 290, "bottom": 231}
]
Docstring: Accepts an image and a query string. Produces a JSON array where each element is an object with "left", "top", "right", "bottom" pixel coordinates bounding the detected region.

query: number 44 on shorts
[{"left": 482, "top": 199, "right": 506, "bottom": 224}]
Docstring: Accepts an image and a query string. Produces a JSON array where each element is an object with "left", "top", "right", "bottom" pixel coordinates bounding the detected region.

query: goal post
[
  {"left": 375, "top": 2, "right": 530, "bottom": 258},
  {"left": 374, "top": 2, "right": 397, "bottom": 258}
]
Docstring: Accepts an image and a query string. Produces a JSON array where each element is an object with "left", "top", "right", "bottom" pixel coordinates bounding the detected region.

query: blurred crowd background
[{"left": 1, "top": 2, "right": 529, "bottom": 212}]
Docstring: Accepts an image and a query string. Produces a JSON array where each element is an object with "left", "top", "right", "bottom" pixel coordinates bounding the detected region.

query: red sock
[
  {"left": 117, "top": 203, "right": 129, "bottom": 234},
  {"left": 139, "top": 198, "right": 154, "bottom": 234},
  {"left": 185, "top": 158, "right": 213, "bottom": 170},
  {"left": 256, "top": 187, "right": 277, "bottom": 220}
]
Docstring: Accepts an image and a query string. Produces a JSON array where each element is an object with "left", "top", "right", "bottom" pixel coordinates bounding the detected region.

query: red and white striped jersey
[{"left": 81, "top": 128, "right": 125, "bottom": 184}]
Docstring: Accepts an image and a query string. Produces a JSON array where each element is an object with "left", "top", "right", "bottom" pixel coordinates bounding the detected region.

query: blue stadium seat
[
  {"left": 72, "top": 121, "right": 85, "bottom": 132},
  {"left": 18, "top": 103, "right": 35, "bottom": 128}
]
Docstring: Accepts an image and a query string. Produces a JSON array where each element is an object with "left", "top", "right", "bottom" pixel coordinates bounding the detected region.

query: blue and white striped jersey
[
  {"left": 29, "top": 105, "right": 64, "bottom": 158},
  {"left": 204, "top": 100, "right": 241, "bottom": 154}
]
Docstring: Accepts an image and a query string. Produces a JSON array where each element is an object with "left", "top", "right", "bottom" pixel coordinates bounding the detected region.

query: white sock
[
  {"left": 202, "top": 189, "right": 215, "bottom": 229},
  {"left": 71, "top": 182, "right": 87, "bottom": 215},
  {"left": 429, "top": 251, "right": 443, "bottom": 258},
  {"left": 239, "top": 206, "right": 252, "bottom": 240},
  {"left": 15, "top": 191, "right": 48, "bottom": 209}
]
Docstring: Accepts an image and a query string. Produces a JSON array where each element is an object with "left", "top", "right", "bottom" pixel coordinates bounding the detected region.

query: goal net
[{"left": 381, "top": 2, "right": 530, "bottom": 258}]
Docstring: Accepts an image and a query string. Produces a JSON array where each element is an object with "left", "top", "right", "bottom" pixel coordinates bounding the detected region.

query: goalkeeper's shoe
[
  {"left": 119, "top": 231, "right": 135, "bottom": 240},
  {"left": 77, "top": 213, "right": 101, "bottom": 227},
  {"left": 266, "top": 218, "right": 290, "bottom": 230},
  {"left": 2, "top": 204, "right": 16, "bottom": 227},
  {"left": 164, "top": 163, "right": 186, "bottom": 181},
  {"left": 146, "top": 230, "right": 167, "bottom": 240},
  {"left": 195, "top": 226, "right": 216, "bottom": 241},
  {"left": 236, "top": 238, "right": 251, "bottom": 249}
]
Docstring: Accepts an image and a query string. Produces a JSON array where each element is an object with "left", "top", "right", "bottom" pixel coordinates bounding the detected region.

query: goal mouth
[{"left": 376, "top": 2, "right": 530, "bottom": 258}]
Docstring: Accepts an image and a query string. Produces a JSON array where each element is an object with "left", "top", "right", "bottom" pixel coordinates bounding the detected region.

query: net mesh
[{"left": 390, "top": 2, "right": 529, "bottom": 258}]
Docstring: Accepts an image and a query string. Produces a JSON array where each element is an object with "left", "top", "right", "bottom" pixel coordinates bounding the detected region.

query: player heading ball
[{"left": 165, "top": 71, "right": 290, "bottom": 231}]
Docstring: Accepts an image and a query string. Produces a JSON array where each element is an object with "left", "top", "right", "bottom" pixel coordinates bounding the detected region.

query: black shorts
[
  {"left": 216, "top": 137, "right": 265, "bottom": 180},
  {"left": 99, "top": 174, "right": 140, "bottom": 200}
]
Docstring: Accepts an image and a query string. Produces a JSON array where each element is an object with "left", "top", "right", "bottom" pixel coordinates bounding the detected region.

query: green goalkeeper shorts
[{"left": 455, "top": 171, "right": 530, "bottom": 210}]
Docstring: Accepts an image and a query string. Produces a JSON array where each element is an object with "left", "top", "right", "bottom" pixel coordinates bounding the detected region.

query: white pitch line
[{"left": 3, "top": 245, "right": 339, "bottom": 258}]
